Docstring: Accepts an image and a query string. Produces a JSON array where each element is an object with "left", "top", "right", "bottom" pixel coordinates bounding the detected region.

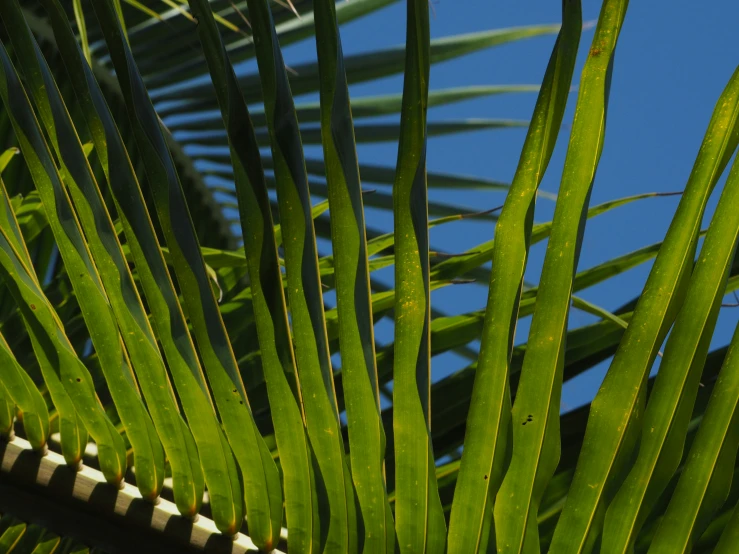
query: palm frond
[{"left": 1, "top": 1, "right": 739, "bottom": 553}]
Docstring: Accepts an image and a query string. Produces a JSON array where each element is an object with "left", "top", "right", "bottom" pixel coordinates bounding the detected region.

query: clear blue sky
[{"left": 291, "top": 1, "right": 739, "bottom": 410}]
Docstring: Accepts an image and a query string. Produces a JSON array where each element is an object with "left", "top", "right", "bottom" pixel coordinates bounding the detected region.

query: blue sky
[{"left": 286, "top": 1, "right": 739, "bottom": 410}]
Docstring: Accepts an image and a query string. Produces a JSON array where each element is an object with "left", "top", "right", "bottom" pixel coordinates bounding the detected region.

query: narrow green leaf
[
  {"left": 571, "top": 296, "right": 628, "bottom": 330},
  {"left": 176, "top": 85, "right": 539, "bottom": 129},
  {"left": 317, "top": 84, "right": 539, "bottom": 121},
  {"left": 30, "top": 531, "right": 61, "bottom": 554},
  {"left": 601, "top": 127, "right": 739, "bottom": 553},
  {"left": 186, "top": 0, "right": 334, "bottom": 548},
  {"left": 259, "top": 156, "right": 514, "bottom": 194},
  {"left": 113, "top": 0, "right": 128, "bottom": 38},
  {"left": 0, "top": 43, "right": 127, "bottom": 484},
  {"left": 71, "top": 0, "right": 91, "bottom": 64},
  {"left": 648, "top": 317, "right": 739, "bottom": 553},
  {"left": 12, "top": 191, "right": 47, "bottom": 245},
  {"left": 38, "top": 0, "right": 261, "bottom": 522},
  {"left": 0, "top": 326, "right": 48, "bottom": 450},
  {"left": 0, "top": 177, "right": 84, "bottom": 465},
  {"left": 0, "top": 386, "right": 12, "bottom": 438},
  {"left": 144, "top": 0, "right": 397, "bottom": 87},
  {"left": 306, "top": 179, "right": 499, "bottom": 221},
  {"left": 559, "top": 220, "right": 697, "bottom": 296},
  {"left": 0, "top": 181, "right": 39, "bottom": 283},
  {"left": 550, "top": 64, "right": 739, "bottom": 554},
  {"left": 431, "top": 191, "right": 663, "bottom": 285},
  {"left": 0, "top": 518, "right": 25, "bottom": 552},
  {"left": 1, "top": 0, "right": 167, "bottom": 502},
  {"left": 179, "top": 118, "right": 528, "bottom": 145},
  {"left": 0, "top": 219, "right": 124, "bottom": 483},
  {"left": 235, "top": 0, "right": 356, "bottom": 547},
  {"left": 0, "top": 147, "right": 18, "bottom": 171},
  {"left": 203, "top": 159, "right": 516, "bottom": 205},
  {"left": 392, "top": 0, "right": 446, "bottom": 552},
  {"left": 90, "top": 0, "right": 278, "bottom": 536},
  {"left": 7, "top": 523, "right": 45, "bottom": 554},
  {"left": 312, "top": 0, "right": 392, "bottom": 550},
  {"left": 713, "top": 503, "right": 739, "bottom": 554},
  {"left": 494, "top": 2, "right": 628, "bottom": 552},
  {"left": 447, "top": 3, "right": 581, "bottom": 552},
  {"left": 155, "top": 21, "right": 562, "bottom": 105}
]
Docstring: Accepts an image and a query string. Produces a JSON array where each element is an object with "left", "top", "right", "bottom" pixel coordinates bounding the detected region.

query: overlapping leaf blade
[
  {"left": 37, "top": 0, "right": 262, "bottom": 524},
  {"left": 391, "top": 0, "right": 446, "bottom": 552},
  {"left": 447, "top": 4, "right": 581, "bottom": 550},
  {"left": 3, "top": 2, "right": 739, "bottom": 553},
  {"left": 311, "top": 0, "right": 394, "bottom": 550},
  {"left": 600, "top": 113, "right": 739, "bottom": 553},
  {"left": 0, "top": 177, "right": 48, "bottom": 453},
  {"left": 714, "top": 503, "right": 739, "bottom": 554},
  {"left": 153, "top": 21, "right": 561, "bottom": 106},
  {"left": 235, "top": 0, "right": 358, "bottom": 548},
  {"left": 494, "top": 1, "right": 628, "bottom": 552},
  {"left": 0, "top": 324, "right": 48, "bottom": 451},
  {"left": 1, "top": 0, "right": 172, "bottom": 501},
  {"left": 0, "top": 207, "right": 121, "bottom": 481},
  {"left": 89, "top": 0, "right": 287, "bottom": 534},
  {"left": 0, "top": 39, "right": 130, "bottom": 484},
  {"left": 648, "top": 316, "right": 739, "bottom": 553},
  {"left": 185, "top": 0, "right": 325, "bottom": 548},
  {"left": 143, "top": 0, "right": 399, "bottom": 88},
  {"left": 550, "top": 64, "right": 739, "bottom": 554}
]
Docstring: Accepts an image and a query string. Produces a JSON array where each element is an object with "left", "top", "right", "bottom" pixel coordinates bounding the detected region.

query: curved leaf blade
[
  {"left": 0, "top": 41, "right": 128, "bottom": 484},
  {"left": 0, "top": 327, "right": 48, "bottom": 451},
  {"left": 494, "top": 2, "right": 629, "bottom": 552},
  {"left": 601, "top": 125, "right": 739, "bottom": 553},
  {"left": 37, "top": 0, "right": 261, "bottom": 523},
  {"left": 236, "top": 0, "right": 356, "bottom": 548},
  {"left": 648, "top": 317, "right": 739, "bottom": 553},
  {"left": 550, "top": 64, "right": 739, "bottom": 554},
  {"left": 391, "top": 0, "right": 446, "bottom": 552},
  {"left": 447, "top": 3, "right": 582, "bottom": 552},
  {"left": 1, "top": 0, "right": 168, "bottom": 502},
  {"left": 312, "top": 0, "right": 393, "bottom": 550}
]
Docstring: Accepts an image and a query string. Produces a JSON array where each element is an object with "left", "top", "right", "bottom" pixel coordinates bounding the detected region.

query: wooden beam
[{"left": 0, "top": 436, "right": 282, "bottom": 553}]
